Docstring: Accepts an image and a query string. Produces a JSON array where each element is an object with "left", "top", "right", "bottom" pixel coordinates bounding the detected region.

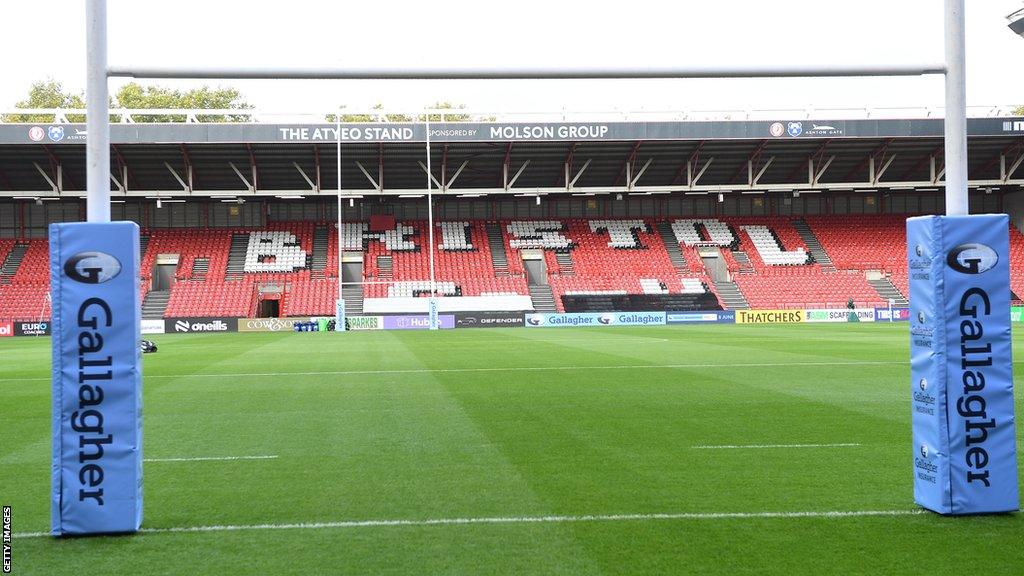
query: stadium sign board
[
  {"left": 454, "top": 312, "right": 526, "bottom": 328},
  {"left": 875, "top": 308, "right": 911, "bottom": 322},
  {"left": 804, "top": 309, "right": 877, "bottom": 323},
  {"left": 238, "top": 317, "right": 314, "bottom": 332},
  {"left": 907, "top": 214, "right": 1018, "bottom": 514},
  {"left": 382, "top": 314, "right": 455, "bottom": 330},
  {"left": 665, "top": 311, "right": 735, "bottom": 324},
  {"left": 524, "top": 312, "right": 665, "bottom": 328},
  {"left": 49, "top": 222, "right": 143, "bottom": 535},
  {"left": 14, "top": 320, "right": 51, "bottom": 336},
  {"left": 1011, "top": 307, "right": 1024, "bottom": 323},
  {"left": 735, "top": 310, "right": 805, "bottom": 324},
  {"left": 164, "top": 317, "right": 238, "bottom": 333},
  {"left": 346, "top": 316, "right": 383, "bottom": 331},
  {"left": 141, "top": 319, "right": 165, "bottom": 334},
  {"left": 4, "top": 117, "right": 1022, "bottom": 145}
]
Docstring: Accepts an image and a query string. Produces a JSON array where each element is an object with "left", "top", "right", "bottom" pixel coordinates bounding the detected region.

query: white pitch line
[
  {"left": 0, "top": 359, "right": 909, "bottom": 383},
  {"left": 692, "top": 443, "right": 862, "bottom": 450},
  {"left": 11, "top": 509, "right": 925, "bottom": 539},
  {"left": 144, "top": 455, "right": 279, "bottom": 463},
  {"left": 142, "top": 360, "right": 909, "bottom": 379}
]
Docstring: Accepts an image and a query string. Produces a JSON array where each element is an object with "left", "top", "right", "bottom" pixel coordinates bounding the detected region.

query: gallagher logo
[
  {"left": 64, "top": 251, "right": 122, "bottom": 284},
  {"left": 526, "top": 315, "right": 543, "bottom": 326},
  {"left": 598, "top": 314, "right": 614, "bottom": 325},
  {"left": 920, "top": 444, "right": 930, "bottom": 459},
  {"left": 919, "top": 378, "right": 928, "bottom": 391},
  {"left": 946, "top": 243, "right": 998, "bottom": 275}
]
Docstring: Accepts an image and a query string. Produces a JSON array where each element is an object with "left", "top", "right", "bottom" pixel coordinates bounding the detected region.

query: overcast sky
[{"left": 2, "top": 0, "right": 1023, "bottom": 117}]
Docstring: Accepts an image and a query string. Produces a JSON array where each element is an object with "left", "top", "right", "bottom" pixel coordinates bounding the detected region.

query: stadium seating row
[{"left": 4, "top": 216, "right": 1023, "bottom": 320}]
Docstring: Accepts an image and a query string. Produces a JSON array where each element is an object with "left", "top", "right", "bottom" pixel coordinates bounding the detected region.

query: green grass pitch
[{"left": 1, "top": 324, "right": 1022, "bottom": 575}]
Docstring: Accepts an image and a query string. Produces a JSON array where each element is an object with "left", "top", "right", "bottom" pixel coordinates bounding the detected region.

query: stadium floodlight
[{"left": 1009, "top": 6, "right": 1024, "bottom": 37}]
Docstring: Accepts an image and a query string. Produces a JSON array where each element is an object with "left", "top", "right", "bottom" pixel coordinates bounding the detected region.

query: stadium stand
[
  {"left": 6, "top": 214, "right": 1024, "bottom": 320},
  {"left": 804, "top": 215, "right": 910, "bottom": 299},
  {"left": 543, "top": 219, "right": 702, "bottom": 311},
  {"left": 362, "top": 220, "right": 530, "bottom": 300},
  {"left": 0, "top": 239, "right": 51, "bottom": 320}
]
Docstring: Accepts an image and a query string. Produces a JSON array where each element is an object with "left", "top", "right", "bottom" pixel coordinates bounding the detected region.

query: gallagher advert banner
[
  {"left": 50, "top": 222, "right": 143, "bottom": 535},
  {"left": 907, "top": 214, "right": 1018, "bottom": 515},
  {"left": 524, "top": 312, "right": 665, "bottom": 328}
]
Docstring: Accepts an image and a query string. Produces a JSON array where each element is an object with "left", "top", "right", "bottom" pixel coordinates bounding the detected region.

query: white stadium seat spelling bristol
[
  {"left": 507, "top": 221, "right": 572, "bottom": 249},
  {"left": 386, "top": 281, "right": 459, "bottom": 298},
  {"left": 670, "top": 219, "right": 738, "bottom": 247},
  {"left": 244, "top": 231, "right": 309, "bottom": 273},
  {"left": 589, "top": 220, "right": 649, "bottom": 249},
  {"left": 741, "top": 225, "right": 810, "bottom": 266},
  {"left": 438, "top": 221, "right": 474, "bottom": 251}
]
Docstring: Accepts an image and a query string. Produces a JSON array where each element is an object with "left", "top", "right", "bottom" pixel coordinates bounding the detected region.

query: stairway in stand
[
  {"left": 485, "top": 222, "right": 510, "bottom": 276},
  {"left": 225, "top": 234, "right": 249, "bottom": 280},
  {"left": 342, "top": 285, "right": 364, "bottom": 315},
  {"left": 141, "top": 290, "right": 171, "bottom": 319},
  {"left": 711, "top": 279, "right": 750, "bottom": 310},
  {"left": 528, "top": 285, "right": 557, "bottom": 312},
  {"left": 555, "top": 251, "right": 574, "bottom": 275},
  {"left": 311, "top": 226, "right": 329, "bottom": 279},
  {"left": 730, "top": 250, "right": 755, "bottom": 274},
  {"left": 656, "top": 222, "right": 687, "bottom": 271},
  {"left": 868, "top": 277, "right": 909, "bottom": 307},
  {"left": 192, "top": 258, "right": 209, "bottom": 281},
  {"left": 377, "top": 255, "right": 393, "bottom": 279},
  {"left": 0, "top": 243, "right": 27, "bottom": 284},
  {"left": 792, "top": 218, "right": 836, "bottom": 271}
]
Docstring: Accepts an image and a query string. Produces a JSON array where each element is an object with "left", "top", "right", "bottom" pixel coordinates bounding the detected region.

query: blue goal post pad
[
  {"left": 907, "top": 214, "right": 1018, "bottom": 515},
  {"left": 50, "top": 222, "right": 143, "bottom": 535}
]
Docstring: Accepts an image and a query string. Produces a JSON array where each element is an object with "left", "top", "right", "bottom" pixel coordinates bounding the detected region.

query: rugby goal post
[{"left": 49, "top": 0, "right": 1013, "bottom": 537}]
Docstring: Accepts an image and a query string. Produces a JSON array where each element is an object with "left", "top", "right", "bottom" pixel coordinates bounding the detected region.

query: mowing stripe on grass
[
  {"left": 0, "top": 360, "right": 908, "bottom": 382},
  {"left": 11, "top": 509, "right": 926, "bottom": 539},
  {"left": 693, "top": 443, "right": 862, "bottom": 449},
  {"left": 144, "top": 455, "right": 279, "bottom": 463}
]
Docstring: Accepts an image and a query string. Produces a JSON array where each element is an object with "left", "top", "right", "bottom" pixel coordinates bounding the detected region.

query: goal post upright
[{"left": 336, "top": 107, "right": 345, "bottom": 331}]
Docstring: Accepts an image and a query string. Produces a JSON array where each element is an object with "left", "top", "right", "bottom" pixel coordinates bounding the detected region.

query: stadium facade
[{"left": 1, "top": 111, "right": 1023, "bottom": 330}]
